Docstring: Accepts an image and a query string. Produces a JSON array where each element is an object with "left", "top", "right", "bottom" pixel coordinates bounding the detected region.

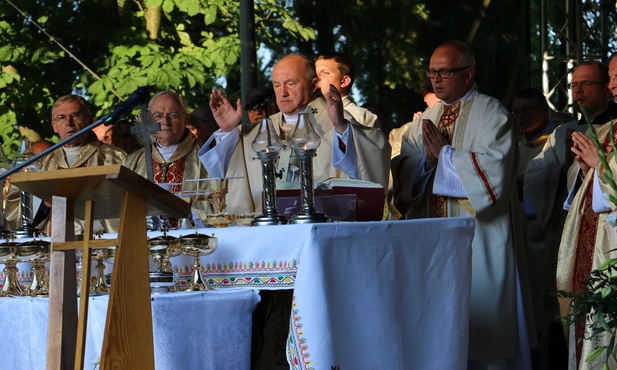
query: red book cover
[{"left": 274, "top": 179, "right": 385, "bottom": 221}]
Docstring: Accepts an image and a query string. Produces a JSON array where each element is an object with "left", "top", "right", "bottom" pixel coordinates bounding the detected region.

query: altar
[
  {"left": 0, "top": 288, "right": 260, "bottom": 370},
  {"left": 167, "top": 217, "right": 476, "bottom": 369},
  {"left": 1, "top": 217, "right": 475, "bottom": 369}
]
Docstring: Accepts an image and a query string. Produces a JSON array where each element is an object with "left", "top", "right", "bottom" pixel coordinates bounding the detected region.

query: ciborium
[
  {"left": 288, "top": 113, "right": 330, "bottom": 224},
  {"left": 177, "top": 232, "right": 217, "bottom": 291},
  {"left": 0, "top": 235, "right": 22, "bottom": 296},
  {"left": 16, "top": 237, "right": 50, "bottom": 296},
  {"left": 148, "top": 228, "right": 180, "bottom": 293},
  {"left": 251, "top": 118, "right": 288, "bottom": 226}
]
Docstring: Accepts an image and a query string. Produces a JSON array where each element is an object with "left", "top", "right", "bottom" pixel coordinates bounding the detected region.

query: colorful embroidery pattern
[
  {"left": 176, "top": 259, "right": 299, "bottom": 289},
  {"left": 287, "top": 297, "right": 313, "bottom": 370}
]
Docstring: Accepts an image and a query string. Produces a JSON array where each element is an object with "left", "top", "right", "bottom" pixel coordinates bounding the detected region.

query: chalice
[
  {"left": 177, "top": 232, "right": 217, "bottom": 291},
  {"left": 148, "top": 228, "right": 180, "bottom": 293},
  {"left": 16, "top": 237, "right": 50, "bottom": 296},
  {"left": 205, "top": 178, "right": 236, "bottom": 227}
]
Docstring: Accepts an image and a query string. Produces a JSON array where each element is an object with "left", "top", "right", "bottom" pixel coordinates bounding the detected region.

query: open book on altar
[{"left": 274, "top": 178, "right": 386, "bottom": 221}]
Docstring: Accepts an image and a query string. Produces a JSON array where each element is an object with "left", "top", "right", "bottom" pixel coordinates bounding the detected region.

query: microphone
[{"left": 100, "top": 87, "right": 150, "bottom": 126}]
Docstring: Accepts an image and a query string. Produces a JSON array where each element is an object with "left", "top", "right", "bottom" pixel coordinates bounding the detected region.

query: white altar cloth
[
  {"left": 284, "top": 218, "right": 475, "bottom": 370},
  {"left": 0, "top": 288, "right": 260, "bottom": 370}
]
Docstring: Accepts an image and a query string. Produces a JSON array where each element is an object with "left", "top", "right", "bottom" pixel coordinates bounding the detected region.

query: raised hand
[
  {"left": 324, "top": 84, "right": 348, "bottom": 134},
  {"left": 209, "top": 89, "right": 243, "bottom": 132}
]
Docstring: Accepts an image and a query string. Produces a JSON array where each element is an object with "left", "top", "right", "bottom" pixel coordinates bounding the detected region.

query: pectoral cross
[{"left": 131, "top": 107, "right": 160, "bottom": 182}]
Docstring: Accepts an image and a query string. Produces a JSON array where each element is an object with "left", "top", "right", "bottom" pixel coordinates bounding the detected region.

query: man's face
[
  {"left": 511, "top": 97, "right": 549, "bottom": 136},
  {"left": 315, "top": 59, "right": 348, "bottom": 97},
  {"left": 608, "top": 58, "right": 617, "bottom": 100},
  {"left": 428, "top": 46, "right": 474, "bottom": 105},
  {"left": 51, "top": 100, "right": 92, "bottom": 147},
  {"left": 571, "top": 64, "right": 610, "bottom": 119},
  {"left": 272, "top": 56, "right": 315, "bottom": 115},
  {"left": 150, "top": 94, "right": 187, "bottom": 147},
  {"left": 92, "top": 124, "right": 120, "bottom": 145},
  {"left": 247, "top": 107, "right": 267, "bottom": 123}
]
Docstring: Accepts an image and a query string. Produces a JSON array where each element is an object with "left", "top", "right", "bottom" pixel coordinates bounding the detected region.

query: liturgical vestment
[
  {"left": 557, "top": 121, "right": 617, "bottom": 370},
  {"left": 200, "top": 96, "right": 390, "bottom": 215},
  {"left": 5, "top": 133, "right": 126, "bottom": 233},
  {"left": 122, "top": 132, "right": 210, "bottom": 225},
  {"left": 392, "top": 89, "right": 535, "bottom": 359}
]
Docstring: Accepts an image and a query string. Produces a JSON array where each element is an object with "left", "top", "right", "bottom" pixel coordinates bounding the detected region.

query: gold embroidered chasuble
[
  {"left": 557, "top": 122, "right": 617, "bottom": 370},
  {"left": 392, "top": 92, "right": 536, "bottom": 359},
  {"left": 223, "top": 96, "right": 391, "bottom": 215},
  {"left": 122, "top": 132, "right": 210, "bottom": 224},
  {"left": 5, "top": 133, "right": 126, "bottom": 232}
]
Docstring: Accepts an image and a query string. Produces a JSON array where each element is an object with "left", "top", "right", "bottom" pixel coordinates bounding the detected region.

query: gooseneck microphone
[{"left": 100, "top": 87, "right": 150, "bottom": 126}]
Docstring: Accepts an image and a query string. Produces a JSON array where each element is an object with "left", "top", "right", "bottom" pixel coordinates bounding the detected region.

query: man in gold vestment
[
  {"left": 122, "top": 91, "right": 209, "bottom": 226},
  {"left": 198, "top": 54, "right": 390, "bottom": 215},
  {"left": 5, "top": 95, "right": 126, "bottom": 233},
  {"left": 556, "top": 56, "right": 617, "bottom": 370}
]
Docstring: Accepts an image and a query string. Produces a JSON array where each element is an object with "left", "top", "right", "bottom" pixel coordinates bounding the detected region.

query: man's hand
[
  {"left": 209, "top": 89, "right": 243, "bottom": 132},
  {"left": 325, "top": 84, "right": 348, "bottom": 134},
  {"left": 422, "top": 119, "right": 449, "bottom": 170},
  {"left": 571, "top": 131, "right": 599, "bottom": 177}
]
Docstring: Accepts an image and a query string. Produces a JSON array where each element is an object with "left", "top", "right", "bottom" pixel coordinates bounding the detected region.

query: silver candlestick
[
  {"left": 288, "top": 113, "right": 330, "bottom": 224},
  {"left": 251, "top": 118, "right": 288, "bottom": 226},
  {"left": 11, "top": 140, "right": 41, "bottom": 239}
]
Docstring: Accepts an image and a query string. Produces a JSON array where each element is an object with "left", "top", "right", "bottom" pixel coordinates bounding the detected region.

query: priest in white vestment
[
  {"left": 199, "top": 54, "right": 390, "bottom": 215},
  {"left": 392, "top": 40, "right": 535, "bottom": 368}
]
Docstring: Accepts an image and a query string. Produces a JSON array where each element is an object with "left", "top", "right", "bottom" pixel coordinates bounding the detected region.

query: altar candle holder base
[
  {"left": 289, "top": 211, "right": 331, "bottom": 224},
  {"left": 0, "top": 259, "right": 23, "bottom": 297},
  {"left": 251, "top": 214, "right": 289, "bottom": 226},
  {"left": 252, "top": 151, "right": 288, "bottom": 226},
  {"left": 149, "top": 271, "right": 175, "bottom": 294},
  {"left": 288, "top": 149, "right": 330, "bottom": 225},
  {"left": 12, "top": 225, "right": 41, "bottom": 239}
]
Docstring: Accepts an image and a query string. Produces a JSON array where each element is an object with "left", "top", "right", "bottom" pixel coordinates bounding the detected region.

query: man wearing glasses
[
  {"left": 392, "top": 40, "right": 535, "bottom": 368},
  {"left": 5, "top": 95, "right": 126, "bottom": 233},
  {"left": 524, "top": 61, "right": 616, "bottom": 367},
  {"left": 122, "top": 91, "right": 210, "bottom": 227}
]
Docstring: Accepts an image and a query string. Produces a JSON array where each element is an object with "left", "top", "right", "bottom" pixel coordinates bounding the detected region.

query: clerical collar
[
  {"left": 283, "top": 112, "right": 300, "bottom": 124},
  {"left": 156, "top": 141, "right": 179, "bottom": 162},
  {"left": 441, "top": 83, "right": 480, "bottom": 106},
  {"left": 282, "top": 105, "right": 312, "bottom": 125},
  {"left": 62, "top": 145, "right": 82, "bottom": 167}
]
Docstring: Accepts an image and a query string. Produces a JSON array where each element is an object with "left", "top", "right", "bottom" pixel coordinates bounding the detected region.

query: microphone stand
[{"left": 0, "top": 116, "right": 123, "bottom": 182}]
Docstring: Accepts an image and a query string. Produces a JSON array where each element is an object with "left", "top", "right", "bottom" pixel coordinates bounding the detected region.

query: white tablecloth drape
[
  {"left": 0, "top": 288, "right": 260, "bottom": 370},
  {"left": 286, "top": 218, "right": 475, "bottom": 370}
]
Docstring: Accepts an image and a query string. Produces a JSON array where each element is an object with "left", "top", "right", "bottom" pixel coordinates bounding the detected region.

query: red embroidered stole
[
  {"left": 429, "top": 102, "right": 460, "bottom": 218},
  {"left": 572, "top": 127, "right": 616, "bottom": 366},
  {"left": 152, "top": 157, "right": 187, "bottom": 228}
]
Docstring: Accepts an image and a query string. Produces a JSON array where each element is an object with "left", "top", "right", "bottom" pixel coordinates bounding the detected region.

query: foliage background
[{"left": 0, "top": 0, "right": 616, "bottom": 158}]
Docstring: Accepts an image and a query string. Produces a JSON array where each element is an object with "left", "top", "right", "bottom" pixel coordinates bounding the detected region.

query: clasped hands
[
  {"left": 422, "top": 119, "right": 450, "bottom": 170},
  {"left": 570, "top": 131, "right": 600, "bottom": 178}
]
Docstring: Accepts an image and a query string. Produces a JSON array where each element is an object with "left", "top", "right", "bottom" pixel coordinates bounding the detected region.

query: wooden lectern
[{"left": 11, "top": 164, "right": 191, "bottom": 370}]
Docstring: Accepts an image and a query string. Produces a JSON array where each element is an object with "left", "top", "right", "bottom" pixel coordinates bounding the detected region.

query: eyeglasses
[
  {"left": 425, "top": 67, "right": 470, "bottom": 79},
  {"left": 151, "top": 112, "right": 183, "bottom": 121},
  {"left": 567, "top": 81, "right": 607, "bottom": 89},
  {"left": 53, "top": 112, "right": 87, "bottom": 125},
  {"left": 511, "top": 105, "right": 545, "bottom": 116}
]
